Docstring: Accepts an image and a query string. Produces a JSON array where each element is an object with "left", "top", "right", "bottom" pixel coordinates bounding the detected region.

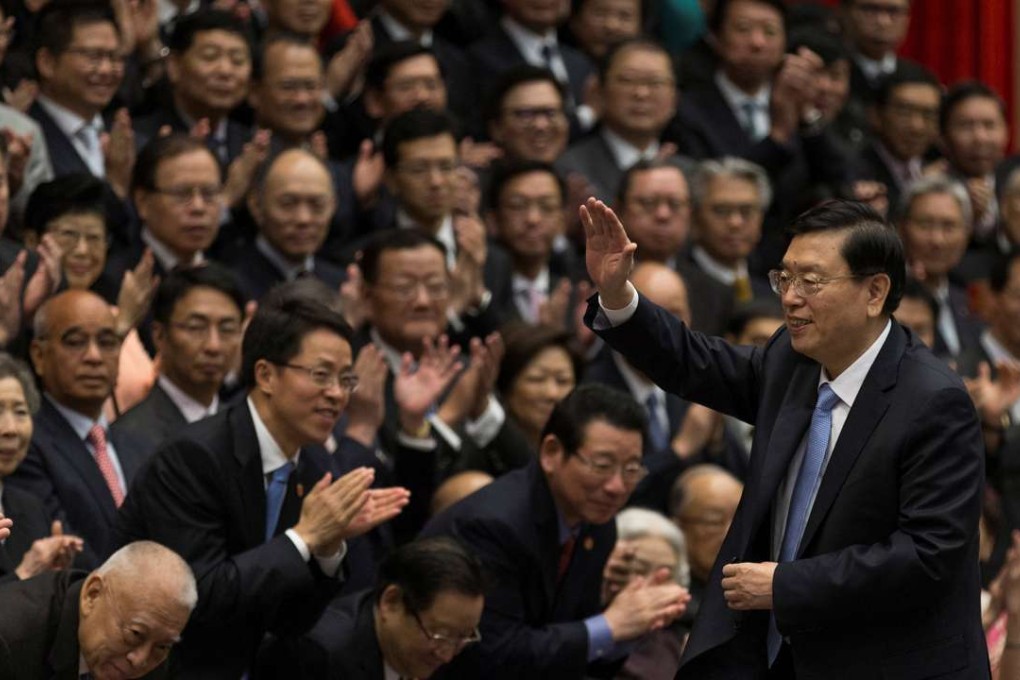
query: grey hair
[
  {"left": 690, "top": 157, "right": 772, "bottom": 211},
  {"left": 98, "top": 541, "right": 198, "bottom": 612},
  {"left": 0, "top": 352, "right": 40, "bottom": 413},
  {"left": 897, "top": 175, "right": 973, "bottom": 227},
  {"left": 615, "top": 507, "right": 690, "bottom": 588}
]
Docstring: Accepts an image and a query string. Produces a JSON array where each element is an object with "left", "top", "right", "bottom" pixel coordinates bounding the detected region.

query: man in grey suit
[
  {"left": 557, "top": 38, "right": 693, "bottom": 205},
  {"left": 111, "top": 264, "right": 245, "bottom": 458}
]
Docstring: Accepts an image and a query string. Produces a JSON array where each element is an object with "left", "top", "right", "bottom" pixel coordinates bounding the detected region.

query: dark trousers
[{"left": 768, "top": 643, "right": 795, "bottom": 680}]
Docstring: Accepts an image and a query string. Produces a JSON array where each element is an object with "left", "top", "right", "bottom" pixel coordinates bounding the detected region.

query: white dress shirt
[
  {"left": 715, "top": 71, "right": 771, "bottom": 142},
  {"left": 36, "top": 94, "right": 106, "bottom": 177},
  {"left": 256, "top": 236, "right": 315, "bottom": 281},
  {"left": 691, "top": 245, "right": 748, "bottom": 287},
  {"left": 158, "top": 375, "right": 219, "bottom": 424},
  {"left": 512, "top": 267, "right": 551, "bottom": 324},
  {"left": 396, "top": 210, "right": 457, "bottom": 271},
  {"left": 612, "top": 351, "right": 669, "bottom": 437},
  {"left": 600, "top": 127, "right": 660, "bottom": 170},
  {"left": 500, "top": 16, "right": 570, "bottom": 88},
  {"left": 378, "top": 8, "right": 434, "bottom": 47},
  {"left": 246, "top": 398, "right": 345, "bottom": 576},
  {"left": 141, "top": 227, "right": 205, "bottom": 272}
]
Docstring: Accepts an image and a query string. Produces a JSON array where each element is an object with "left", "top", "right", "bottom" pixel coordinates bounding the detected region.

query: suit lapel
[
  {"left": 38, "top": 401, "right": 118, "bottom": 524},
  {"left": 229, "top": 406, "right": 268, "bottom": 548},
  {"left": 741, "top": 361, "right": 818, "bottom": 554},
  {"left": 797, "top": 326, "right": 903, "bottom": 556}
]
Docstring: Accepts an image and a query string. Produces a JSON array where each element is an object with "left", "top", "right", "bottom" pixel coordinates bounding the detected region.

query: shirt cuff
[
  {"left": 396, "top": 429, "right": 437, "bottom": 451},
  {"left": 428, "top": 414, "right": 463, "bottom": 451},
  {"left": 464, "top": 396, "right": 505, "bottom": 447},
  {"left": 585, "top": 615, "right": 616, "bottom": 662},
  {"left": 598, "top": 284, "right": 639, "bottom": 326},
  {"left": 285, "top": 529, "right": 347, "bottom": 578}
]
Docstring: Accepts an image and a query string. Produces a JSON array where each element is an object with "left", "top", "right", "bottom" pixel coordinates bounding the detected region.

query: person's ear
[
  {"left": 79, "top": 573, "right": 104, "bottom": 618},
  {"left": 254, "top": 358, "right": 276, "bottom": 395},
  {"left": 867, "top": 273, "right": 892, "bottom": 318},
  {"left": 539, "top": 434, "right": 565, "bottom": 474},
  {"left": 35, "top": 48, "right": 56, "bottom": 82},
  {"left": 378, "top": 584, "right": 404, "bottom": 619}
]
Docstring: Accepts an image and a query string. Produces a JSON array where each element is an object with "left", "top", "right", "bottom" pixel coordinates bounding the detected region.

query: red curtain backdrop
[{"left": 814, "top": 0, "right": 1016, "bottom": 146}]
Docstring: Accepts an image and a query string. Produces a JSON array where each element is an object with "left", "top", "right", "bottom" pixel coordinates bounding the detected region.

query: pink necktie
[{"left": 87, "top": 424, "right": 124, "bottom": 507}]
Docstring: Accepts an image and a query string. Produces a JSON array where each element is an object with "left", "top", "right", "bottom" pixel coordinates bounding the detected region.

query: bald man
[
  {"left": 7, "top": 291, "right": 151, "bottom": 567},
  {"left": 430, "top": 471, "right": 495, "bottom": 517},
  {"left": 0, "top": 540, "right": 197, "bottom": 679},
  {"left": 668, "top": 465, "right": 744, "bottom": 620},
  {"left": 226, "top": 148, "right": 347, "bottom": 302}
]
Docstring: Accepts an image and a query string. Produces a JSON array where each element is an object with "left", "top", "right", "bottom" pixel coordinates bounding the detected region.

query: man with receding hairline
[
  {"left": 0, "top": 540, "right": 197, "bottom": 679},
  {"left": 7, "top": 290, "right": 149, "bottom": 568}
]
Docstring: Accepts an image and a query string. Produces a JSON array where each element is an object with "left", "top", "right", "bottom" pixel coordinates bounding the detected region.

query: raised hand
[
  {"left": 326, "top": 19, "right": 373, "bottom": 99},
  {"left": 292, "top": 468, "right": 374, "bottom": 556},
  {"left": 437, "top": 332, "right": 503, "bottom": 427},
  {"left": 15, "top": 520, "right": 85, "bottom": 580},
  {"left": 343, "top": 486, "right": 411, "bottom": 538},
  {"left": 23, "top": 234, "right": 63, "bottom": 320},
  {"left": 352, "top": 140, "right": 385, "bottom": 208},
  {"left": 2, "top": 79, "right": 38, "bottom": 114},
  {"left": 0, "top": 251, "right": 26, "bottom": 347},
  {"left": 603, "top": 568, "right": 690, "bottom": 641},
  {"left": 338, "top": 263, "right": 368, "bottom": 330},
  {"left": 116, "top": 249, "right": 159, "bottom": 337},
  {"left": 225, "top": 128, "right": 271, "bottom": 208},
  {"left": 394, "top": 335, "right": 462, "bottom": 433},
  {"left": 580, "top": 197, "right": 636, "bottom": 309},
  {"left": 344, "top": 343, "right": 387, "bottom": 446},
  {"left": 101, "top": 108, "right": 136, "bottom": 200}
]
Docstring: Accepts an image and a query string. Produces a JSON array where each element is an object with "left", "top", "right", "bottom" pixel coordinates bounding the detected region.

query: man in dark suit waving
[{"left": 581, "top": 197, "right": 987, "bottom": 679}]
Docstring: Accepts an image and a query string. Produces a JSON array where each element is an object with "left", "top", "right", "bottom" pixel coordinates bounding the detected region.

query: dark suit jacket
[
  {"left": 223, "top": 241, "right": 347, "bottom": 303},
  {"left": 672, "top": 256, "right": 734, "bottom": 337},
  {"left": 0, "top": 570, "right": 165, "bottom": 680},
  {"left": 115, "top": 403, "right": 344, "bottom": 679},
  {"left": 586, "top": 295, "right": 988, "bottom": 679},
  {"left": 0, "top": 484, "right": 50, "bottom": 583},
  {"left": 935, "top": 282, "right": 985, "bottom": 359},
  {"left": 855, "top": 142, "right": 906, "bottom": 214},
  {"left": 468, "top": 24, "right": 592, "bottom": 113},
  {"left": 556, "top": 130, "right": 696, "bottom": 206},
  {"left": 665, "top": 82, "right": 852, "bottom": 269},
  {"left": 6, "top": 398, "right": 151, "bottom": 569},
  {"left": 281, "top": 589, "right": 385, "bottom": 679},
  {"left": 420, "top": 460, "right": 618, "bottom": 679},
  {"left": 133, "top": 105, "right": 251, "bottom": 167},
  {"left": 109, "top": 382, "right": 187, "bottom": 463}
]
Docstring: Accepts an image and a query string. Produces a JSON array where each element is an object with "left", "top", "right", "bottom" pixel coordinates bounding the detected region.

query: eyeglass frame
[
  {"left": 64, "top": 46, "right": 127, "bottom": 68},
  {"left": 36, "top": 329, "right": 123, "bottom": 355},
  {"left": 767, "top": 269, "right": 878, "bottom": 298},
  {"left": 572, "top": 450, "right": 648, "bottom": 486},
  {"left": 275, "top": 362, "right": 360, "bottom": 392},
  {"left": 410, "top": 608, "right": 482, "bottom": 652}
]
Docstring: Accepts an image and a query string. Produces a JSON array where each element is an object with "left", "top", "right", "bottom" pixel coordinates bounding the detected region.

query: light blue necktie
[
  {"left": 264, "top": 461, "right": 294, "bottom": 543},
  {"left": 645, "top": 393, "right": 669, "bottom": 452},
  {"left": 767, "top": 383, "right": 840, "bottom": 666}
]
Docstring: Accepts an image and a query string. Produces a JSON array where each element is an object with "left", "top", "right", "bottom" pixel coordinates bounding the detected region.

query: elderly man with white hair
[{"left": 0, "top": 540, "right": 197, "bottom": 679}]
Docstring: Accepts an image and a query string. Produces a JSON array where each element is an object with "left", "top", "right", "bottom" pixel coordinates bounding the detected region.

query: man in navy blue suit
[
  {"left": 421, "top": 384, "right": 689, "bottom": 679},
  {"left": 582, "top": 197, "right": 987, "bottom": 679}
]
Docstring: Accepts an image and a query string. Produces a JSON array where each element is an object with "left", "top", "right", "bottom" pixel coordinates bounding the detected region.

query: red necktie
[
  {"left": 87, "top": 424, "right": 124, "bottom": 507},
  {"left": 557, "top": 534, "right": 577, "bottom": 583}
]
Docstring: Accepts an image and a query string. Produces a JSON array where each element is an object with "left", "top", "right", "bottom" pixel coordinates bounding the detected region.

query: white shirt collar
[
  {"left": 611, "top": 350, "right": 663, "bottom": 404},
  {"left": 512, "top": 267, "right": 550, "bottom": 294},
  {"left": 370, "top": 327, "right": 404, "bottom": 374},
  {"left": 141, "top": 227, "right": 204, "bottom": 272},
  {"left": 158, "top": 374, "right": 219, "bottom": 424},
  {"left": 36, "top": 94, "right": 103, "bottom": 140},
  {"left": 396, "top": 209, "right": 457, "bottom": 270},
  {"left": 377, "top": 8, "right": 434, "bottom": 47},
  {"left": 690, "top": 245, "right": 746, "bottom": 285},
  {"left": 255, "top": 235, "right": 315, "bottom": 281},
  {"left": 158, "top": 0, "right": 199, "bottom": 25},
  {"left": 46, "top": 393, "right": 108, "bottom": 441},
  {"left": 600, "top": 127, "right": 659, "bottom": 170},
  {"left": 853, "top": 52, "right": 897, "bottom": 83},
  {"left": 500, "top": 15, "right": 558, "bottom": 67},
  {"left": 819, "top": 320, "right": 892, "bottom": 408},
  {"left": 246, "top": 396, "right": 300, "bottom": 475},
  {"left": 714, "top": 70, "right": 770, "bottom": 112}
]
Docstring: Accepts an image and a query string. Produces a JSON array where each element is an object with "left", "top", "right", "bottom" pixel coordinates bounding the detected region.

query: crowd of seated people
[{"left": 0, "top": 0, "right": 1020, "bottom": 677}]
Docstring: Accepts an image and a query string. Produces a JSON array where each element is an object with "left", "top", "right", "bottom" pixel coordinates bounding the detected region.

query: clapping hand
[{"left": 394, "top": 335, "right": 461, "bottom": 434}]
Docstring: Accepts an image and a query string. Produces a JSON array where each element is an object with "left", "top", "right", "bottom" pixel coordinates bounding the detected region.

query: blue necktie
[
  {"left": 264, "top": 462, "right": 294, "bottom": 543},
  {"left": 767, "top": 384, "right": 840, "bottom": 665},
  {"left": 645, "top": 393, "right": 669, "bottom": 452}
]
